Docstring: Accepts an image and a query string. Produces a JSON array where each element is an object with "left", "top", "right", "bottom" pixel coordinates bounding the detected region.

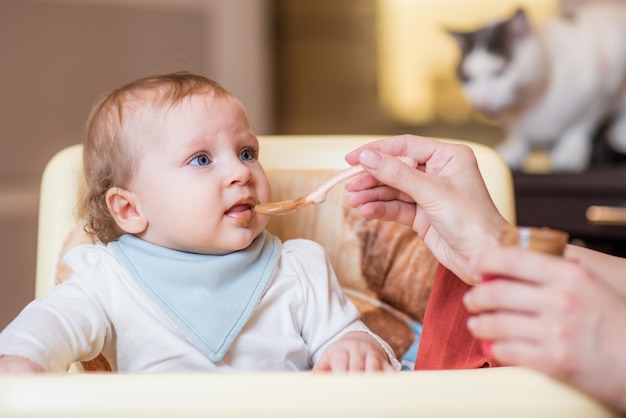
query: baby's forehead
[
  {"left": 133, "top": 90, "right": 232, "bottom": 116},
  {"left": 124, "top": 92, "right": 240, "bottom": 141}
]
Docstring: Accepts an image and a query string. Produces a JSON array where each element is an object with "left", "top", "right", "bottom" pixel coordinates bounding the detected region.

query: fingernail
[
  {"left": 468, "top": 274, "right": 481, "bottom": 285},
  {"left": 467, "top": 256, "right": 482, "bottom": 285},
  {"left": 462, "top": 291, "right": 471, "bottom": 307},
  {"left": 360, "top": 149, "right": 382, "bottom": 169},
  {"left": 468, "top": 317, "right": 493, "bottom": 356},
  {"left": 467, "top": 316, "right": 476, "bottom": 330}
]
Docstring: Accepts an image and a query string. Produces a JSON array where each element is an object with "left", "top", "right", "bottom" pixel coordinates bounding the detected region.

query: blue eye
[
  {"left": 190, "top": 154, "right": 211, "bottom": 166},
  {"left": 240, "top": 148, "right": 256, "bottom": 162}
]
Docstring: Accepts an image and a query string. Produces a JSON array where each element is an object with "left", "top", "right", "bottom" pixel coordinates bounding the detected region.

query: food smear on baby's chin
[{"left": 226, "top": 204, "right": 255, "bottom": 227}]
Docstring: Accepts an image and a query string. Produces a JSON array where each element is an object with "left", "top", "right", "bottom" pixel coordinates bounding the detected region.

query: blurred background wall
[{"left": 0, "top": 0, "right": 579, "bottom": 327}]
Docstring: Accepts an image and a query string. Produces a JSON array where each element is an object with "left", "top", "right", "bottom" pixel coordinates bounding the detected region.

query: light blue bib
[{"left": 108, "top": 231, "right": 280, "bottom": 363}]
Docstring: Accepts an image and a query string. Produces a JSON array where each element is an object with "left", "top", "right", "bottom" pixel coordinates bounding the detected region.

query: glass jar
[
  {"left": 480, "top": 225, "right": 569, "bottom": 356},
  {"left": 498, "top": 224, "right": 569, "bottom": 256}
]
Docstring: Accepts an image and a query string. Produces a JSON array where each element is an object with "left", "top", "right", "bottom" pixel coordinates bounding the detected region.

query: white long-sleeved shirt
[{"left": 0, "top": 239, "right": 398, "bottom": 372}]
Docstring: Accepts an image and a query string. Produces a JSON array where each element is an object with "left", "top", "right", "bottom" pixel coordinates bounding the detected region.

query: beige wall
[{"left": 0, "top": 0, "right": 273, "bottom": 328}]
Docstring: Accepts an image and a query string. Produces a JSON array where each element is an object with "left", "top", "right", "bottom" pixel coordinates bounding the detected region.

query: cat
[{"left": 448, "top": 3, "right": 626, "bottom": 172}]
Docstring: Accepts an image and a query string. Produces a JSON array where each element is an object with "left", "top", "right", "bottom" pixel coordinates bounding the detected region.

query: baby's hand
[
  {"left": 0, "top": 355, "right": 44, "bottom": 373},
  {"left": 313, "top": 331, "right": 396, "bottom": 372}
]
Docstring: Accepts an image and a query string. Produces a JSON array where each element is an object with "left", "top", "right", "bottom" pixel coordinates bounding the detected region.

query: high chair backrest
[{"left": 36, "top": 134, "right": 515, "bottom": 299}]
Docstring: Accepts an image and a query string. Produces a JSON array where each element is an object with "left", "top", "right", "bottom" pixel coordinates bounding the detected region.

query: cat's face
[{"left": 449, "top": 9, "right": 532, "bottom": 118}]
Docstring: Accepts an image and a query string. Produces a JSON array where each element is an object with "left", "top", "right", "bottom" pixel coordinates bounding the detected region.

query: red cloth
[{"left": 415, "top": 264, "right": 497, "bottom": 370}]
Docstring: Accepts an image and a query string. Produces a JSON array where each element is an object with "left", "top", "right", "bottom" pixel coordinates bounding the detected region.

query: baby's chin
[
  {"left": 240, "top": 213, "right": 270, "bottom": 233},
  {"left": 203, "top": 229, "right": 267, "bottom": 255},
  {"left": 226, "top": 206, "right": 255, "bottom": 227}
]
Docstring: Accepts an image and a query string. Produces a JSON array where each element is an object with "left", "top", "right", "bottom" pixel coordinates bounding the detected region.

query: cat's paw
[{"left": 550, "top": 146, "right": 590, "bottom": 172}]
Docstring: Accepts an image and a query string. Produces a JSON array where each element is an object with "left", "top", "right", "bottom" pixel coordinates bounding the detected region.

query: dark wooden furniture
[{"left": 514, "top": 168, "right": 626, "bottom": 256}]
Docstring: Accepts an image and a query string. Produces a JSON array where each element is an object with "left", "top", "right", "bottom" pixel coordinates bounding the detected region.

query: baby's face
[{"left": 127, "top": 93, "right": 271, "bottom": 254}]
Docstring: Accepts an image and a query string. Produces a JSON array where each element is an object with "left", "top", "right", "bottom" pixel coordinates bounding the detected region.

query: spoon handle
[{"left": 305, "top": 165, "right": 365, "bottom": 203}]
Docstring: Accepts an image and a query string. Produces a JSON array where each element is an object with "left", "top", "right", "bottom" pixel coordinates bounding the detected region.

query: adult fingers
[
  {"left": 489, "top": 339, "right": 549, "bottom": 369},
  {"left": 467, "top": 311, "right": 540, "bottom": 343},
  {"left": 344, "top": 182, "right": 409, "bottom": 206},
  {"left": 357, "top": 150, "right": 429, "bottom": 205},
  {"left": 489, "top": 337, "right": 581, "bottom": 379},
  {"left": 464, "top": 279, "right": 547, "bottom": 314},
  {"left": 345, "top": 134, "right": 429, "bottom": 166},
  {"left": 473, "top": 247, "right": 580, "bottom": 286},
  {"left": 352, "top": 199, "right": 417, "bottom": 227}
]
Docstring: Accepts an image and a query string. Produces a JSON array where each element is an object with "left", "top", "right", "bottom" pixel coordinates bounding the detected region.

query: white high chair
[{"left": 0, "top": 135, "right": 614, "bottom": 417}]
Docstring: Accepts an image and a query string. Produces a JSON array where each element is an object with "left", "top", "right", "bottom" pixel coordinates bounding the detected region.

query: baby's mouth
[{"left": 226, "top": 200, "right": 257, "bottom": 227}]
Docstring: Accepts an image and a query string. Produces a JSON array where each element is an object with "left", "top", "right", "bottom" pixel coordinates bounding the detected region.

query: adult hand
[
  {"left": 464, "top": 247, "right": 626, "bottom": 412},
  {"left": 345, "top": 134, "right": 508, "bottom": 282}
]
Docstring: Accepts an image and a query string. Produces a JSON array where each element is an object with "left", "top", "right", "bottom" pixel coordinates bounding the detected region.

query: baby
[{"left": 0, "top": 72, "right": 398, "bottom": 373}]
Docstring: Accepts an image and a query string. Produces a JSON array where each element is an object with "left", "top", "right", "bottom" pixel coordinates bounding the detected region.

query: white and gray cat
[{"left": 448, "top": 3, "right": 626, "bottom": 172}]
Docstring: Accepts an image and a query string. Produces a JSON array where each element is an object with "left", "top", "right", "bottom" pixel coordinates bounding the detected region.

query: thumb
[{"left": 359, "top": 149, "right": 424, "bottom": 198}]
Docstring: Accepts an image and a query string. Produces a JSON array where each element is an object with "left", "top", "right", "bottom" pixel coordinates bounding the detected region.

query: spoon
[
  {"left": 254, "top": 156, "right": 416, "bottom": 216},
  {"left": 254, "top": 165, "right": 365, "bottom": 215}
]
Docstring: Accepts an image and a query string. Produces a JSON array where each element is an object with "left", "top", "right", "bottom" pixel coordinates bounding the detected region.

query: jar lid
[{"left": 500, "top": 225, "right": 569, "bottom": 256}]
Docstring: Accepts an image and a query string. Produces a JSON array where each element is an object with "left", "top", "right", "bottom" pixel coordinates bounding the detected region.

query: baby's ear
[{"left": 105, "top": 187, "right": 148, "bottom": 234}]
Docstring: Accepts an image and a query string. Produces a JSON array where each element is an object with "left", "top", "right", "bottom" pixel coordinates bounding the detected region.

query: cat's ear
[
  {"left": 446, "top": 28, "right": 469, "bottom": 52},
  {"left": 508, "top": 8, "right": 531, "bottom": 42}
]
